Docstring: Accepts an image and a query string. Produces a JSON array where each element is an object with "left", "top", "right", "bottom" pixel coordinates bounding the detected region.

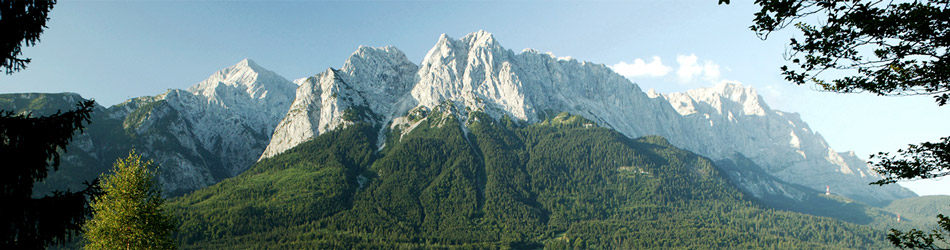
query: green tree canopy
[{"left": 83, "top": 150, "right": 177, "bottom": 250}]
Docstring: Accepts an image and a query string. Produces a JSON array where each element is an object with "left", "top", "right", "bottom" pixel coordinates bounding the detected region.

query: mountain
[
  {"left": 171, "top": 113, "right": 891, "bottom": 249},
  {"left": 7, "top": 31, "right": 915, "bottom": 204},
  {"left": 261, "top": 30, "right": 913, "bottom": 206},
  {"left": 4, "top": 59, "right": 297, "bottom": 196},
  {"left": 135, "top": 58, "right": 296, "bottom": 194},
  {"left": 5, "top": 30, "right": 936, "bottom": 248}
]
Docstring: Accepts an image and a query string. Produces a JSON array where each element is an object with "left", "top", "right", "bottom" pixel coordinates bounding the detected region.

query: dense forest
[{"left": 169, "top": 109, "right": 893, "bottom": 249}]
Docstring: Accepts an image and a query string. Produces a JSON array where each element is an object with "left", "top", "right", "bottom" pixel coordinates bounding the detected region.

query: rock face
[
  {"left": 653, "top": 84, "right": 915, "bottom": 205},
  {"left": 123, "top": 59, "right": 297, "bottom": 194},
  {"left": 261, "top": 31, "right": 914, "bottom": 205},
  {"left": 261, "top": 46, "right": 418, "bottom": 159}
]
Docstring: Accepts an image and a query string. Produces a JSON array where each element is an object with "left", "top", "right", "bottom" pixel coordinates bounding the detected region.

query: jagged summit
[
  {"left": 461, "top": 30, "right": 498, "bottom": 47},
  {"left": 429, "top": 31, "right": 499, "bottom": 53},
  {"left": 185, "top": 59, "right": 296, "bottom": 120},
  {"left": 413, "top": 31, "right": 526, "bottom": 120},
  {"left": 187, "top": 58, "right": 296, "bottom": 102},
  {"left": 652, "top": 82, "right": 915, "bottom": 204}
]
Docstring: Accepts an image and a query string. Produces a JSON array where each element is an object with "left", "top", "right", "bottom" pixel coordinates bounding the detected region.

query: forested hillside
[{"left": 170, "top": 110, "right": 891, "bottom": 249}]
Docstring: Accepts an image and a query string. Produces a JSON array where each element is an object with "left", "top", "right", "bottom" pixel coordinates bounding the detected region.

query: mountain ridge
[{"left": 261, "top": 31, "right": 914, "bottom": 206}]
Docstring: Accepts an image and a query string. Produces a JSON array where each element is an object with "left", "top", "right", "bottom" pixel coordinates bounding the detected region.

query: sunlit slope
[{"left": 170, "top": 112, "right": 890, "bottom": 249}]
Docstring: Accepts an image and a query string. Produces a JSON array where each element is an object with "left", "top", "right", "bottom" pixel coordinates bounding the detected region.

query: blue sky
[{"left": 1, "top": 1, "right": 947, "bottom": 196}]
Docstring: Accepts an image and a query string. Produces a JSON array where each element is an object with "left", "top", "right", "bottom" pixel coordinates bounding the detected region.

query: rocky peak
[
  {"left": 261, "top": 44, "right": 421, "bottom": 160},
  {"left": 460, "top": 30, "right": 499, "bottom": 49},
  {"left": 182, "top": 59, "right": 296, "bottom": 130},
  {"left": 342, "top": 46, "right": 416, "bottom": 76},
  {"left": 712, "top": 82, "right": 768, "bottom": 116},
  {"left": 340, "top": 46, "right": 418, "bottom": 113},
  {"left": 413, "top": 31, "right": 529, "bottom": 121},
  {"left": 187, "top": 58, "right": 296, "bottom": 104},
  {"left": 119, "top": 60, "right": 299, "bottom": 194}
]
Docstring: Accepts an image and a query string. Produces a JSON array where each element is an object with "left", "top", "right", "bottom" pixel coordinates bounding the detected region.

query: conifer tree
[
  {"left": 0, "top": 0, "right": 103, "bottom": 248},
  {"left": 1, "top": 0, "right": 56, "bottom": 74},
  {"left": 0, "top": 100, "right": 97, "bottom": 248},
  {"left": 83, "top": 150, "right": 177, "bottom": 250}
]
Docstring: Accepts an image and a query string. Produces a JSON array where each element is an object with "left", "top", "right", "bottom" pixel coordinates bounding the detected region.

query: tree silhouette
[
  {"left": 721, "top": 0, "right": 950, "bottom": 248},
  {"left": 0, "top": 0, "right": 56, "bottom": 74},
  {"left": 0, "top": 0, "right": 101, "bottom": 248},
  {"left": 0, "top": 100, "right": 99, "bottom": 248}
]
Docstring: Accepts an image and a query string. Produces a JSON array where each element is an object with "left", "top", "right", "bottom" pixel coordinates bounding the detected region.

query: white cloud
[
  {"left": 614, "top": 54, "right": 728, "bottom": 88},
  {"left": 611, "top": 56, "right": 672, "bottom": 78},
  {"left": 675, "top": 54, "right": 703, "bottom": 83},
  {"left": 702, "top": 61, "right": 721, "bottom": 82},
  {"left": 676, "top": 54, "right": 724, "bottom": 84}
]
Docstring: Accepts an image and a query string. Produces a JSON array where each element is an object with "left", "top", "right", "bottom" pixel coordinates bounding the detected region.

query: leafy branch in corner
[
  {"left": 746, "top": 0, "right": 950, "bottom": 106},
  {"left": 718, "top": 0, "right": 950, "bottom": 249},
  {"left": 871, "top": 136, "right": 950, "bottom": 186}
]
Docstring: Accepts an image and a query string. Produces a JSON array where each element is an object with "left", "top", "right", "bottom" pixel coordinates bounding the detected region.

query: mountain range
[
  {"left": 264, "top": 30, "right": 913, "bottom": 206},
  {"left": 3, "top": 31, "right": 914, "bottom": 205}
]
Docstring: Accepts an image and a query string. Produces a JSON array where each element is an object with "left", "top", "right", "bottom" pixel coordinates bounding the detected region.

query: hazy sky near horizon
[{"left": 1, "top": 0, "right": 947, "bottom": 196}]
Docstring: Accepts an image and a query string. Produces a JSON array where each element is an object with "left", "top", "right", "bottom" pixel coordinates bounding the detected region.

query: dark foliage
[
  {"left": 0, "top": 0, "right": 56, "bottom": 74},
  {"left": 745, "top": 0, "right": 950, "bottom": 106},
  {"left": 872, "top": 137, "right": 950, "bottom": 186},
  {"left": 0, "top": 100, "right": 100, "bottom": 248}
]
